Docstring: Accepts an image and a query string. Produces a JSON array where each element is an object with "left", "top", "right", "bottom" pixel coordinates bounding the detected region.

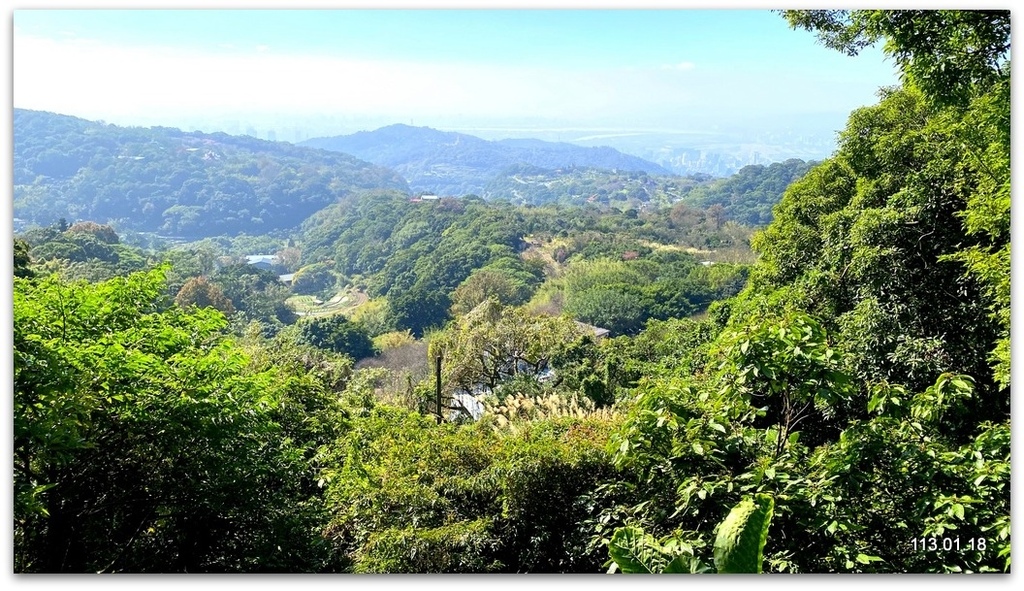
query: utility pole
[{"left": 435, "top": 354, "right": 443, "bottom": 424}]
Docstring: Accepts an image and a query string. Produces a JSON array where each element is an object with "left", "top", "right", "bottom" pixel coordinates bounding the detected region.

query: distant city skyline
[{"left": 14, "top": 6, "right": 901, "bottom": 150}]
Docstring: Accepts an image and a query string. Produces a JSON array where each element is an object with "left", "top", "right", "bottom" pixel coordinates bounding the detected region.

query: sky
[{"left": 11, "top": 4, "right": 903, "bottom": 137}]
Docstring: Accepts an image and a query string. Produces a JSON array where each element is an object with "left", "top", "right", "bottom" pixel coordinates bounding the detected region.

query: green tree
[
  {"left": 161, "top": 243, "right": 220, "bottom": 295},
  {"left": 14, "top": 238, "right": 34, "bottom": 278},
  {"left": 297, "top": 314, "right": 375, "bottom": 361},
  {"left": 429, "top": 299, "right": 588, "bottom": 398},
  {"left": 349, "top": 297, "right": 397, "bottom": 338},
  {"left": 213, "top": 263, "right": 296, "bottom": 331},
  {"left": 388, "top": 287, "right": 451, "bottom": 338},
  {"left": 594, "top": 11, "right": 1012, "bottom": 574},
  {"left": 317, "top": 388, "right": 619, "bottom": 573},
  {"left": 716, "top": 312, "right": 855, "bottom": 455},
  {"left": 781, "top": 10, "right": 1009, "bottom": 108},
  {"left": 565, "top": 287, "right": 645, "bottom": 336},
  {"left": 745, "top": 83, "right": 1006, "bottom": 425},
  {"left": 14, "top": 268, "right": 341, "bottom": 572},
  {"left": 291, "top": 261, "right": 337, "bottom": 296},
  {"left": 450, "top": 268, "right": 532, "bottom": 316}
]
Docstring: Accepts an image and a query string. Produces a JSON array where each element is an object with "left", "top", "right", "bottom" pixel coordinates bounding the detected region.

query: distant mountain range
[
  {"left": 13, "top": 111, "right": 814, "bottom": 240},
  {"left": 13, "top": 109, "right": 408, "bottom": 237},
  {"left": 299, "top": 124, "right": 673, "bottom": 196}
]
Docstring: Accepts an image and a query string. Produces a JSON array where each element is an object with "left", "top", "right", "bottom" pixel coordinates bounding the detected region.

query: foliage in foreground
[
  {"left": 598, "top": 10, "right": 1010, "bottom": 571},
  {"left": 602, "top": 311, "right": 1009, "bottom": 573},
  {"left": 13, "top": 268, "right": 348, "bottom": 572},
  {"left": 317, "top": 379, "right": 624, "bottom": 573},
  {"left": 607, "top": 493, "right": 775, "bottom": 574}
]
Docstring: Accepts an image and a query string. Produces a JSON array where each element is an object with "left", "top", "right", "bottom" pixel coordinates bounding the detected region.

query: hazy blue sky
[{"left": 13, "top": 7, "right": 901, "bottom": 134}]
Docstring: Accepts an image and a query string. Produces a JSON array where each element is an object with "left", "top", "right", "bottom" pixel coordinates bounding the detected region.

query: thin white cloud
[
  {"left": 12, "top": 28, "right": 881, "bottom": 132},
  {"left": 13, "top": 31, "right": 701, "bottom": 124}
]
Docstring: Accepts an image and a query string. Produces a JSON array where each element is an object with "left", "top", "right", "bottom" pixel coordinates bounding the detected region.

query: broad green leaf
[
  {"left": 713, "top": 493, "right": 775, "bottom": 573},
  {"left": 608, "top": 526, "right": 661, "bottom": 574}
]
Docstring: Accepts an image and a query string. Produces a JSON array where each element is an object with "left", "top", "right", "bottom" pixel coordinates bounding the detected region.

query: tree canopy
[{"left": 782, "top": 10, "right": 1009, "bottom": 107}]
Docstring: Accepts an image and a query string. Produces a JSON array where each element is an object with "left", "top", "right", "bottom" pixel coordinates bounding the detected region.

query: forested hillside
[
  {"left": 480, "top": 159, "right": 814, "bottom": 220},
  {"left": 13, "top": 109, "right": 409, "bottom": 237},
  {"left": 300, "top": 124, "right": 672, "bottom": 196},
  {"left": 297, "top": 190, "right": 751, "bottom": 337},
  {"left": 679, "top": 158, "right": 817, "bottom": 226},
  {"left": 13, "top": 10, "right": 1010, "bottom": 575},
  {"left": 13, "top": 109, "right": 811, "bottom": 239},
  {"left": 480, "top": 164, "right": 706, "bottom": 208}
]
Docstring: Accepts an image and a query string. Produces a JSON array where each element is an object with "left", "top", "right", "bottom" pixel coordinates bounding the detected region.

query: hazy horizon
[{"left": 14, "top": 8, "right": 899, "bottom": 160}]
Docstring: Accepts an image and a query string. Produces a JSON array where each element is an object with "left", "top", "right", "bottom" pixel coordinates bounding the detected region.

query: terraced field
[{"left": 286, "top": 287, "right": 368, "bottom": 318}]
